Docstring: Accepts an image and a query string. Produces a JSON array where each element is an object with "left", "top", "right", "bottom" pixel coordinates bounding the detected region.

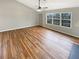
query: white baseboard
[
  {"left": 42, "top": 26, "right": 79, "bottom": 38},
  {"left": 0, "top": 25, "right": 38, "bottom": 32}
]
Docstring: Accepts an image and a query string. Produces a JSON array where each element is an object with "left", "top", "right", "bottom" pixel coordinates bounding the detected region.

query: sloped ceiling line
[{"left": 16, "top": 0, "right": 79, "bottom": 11}]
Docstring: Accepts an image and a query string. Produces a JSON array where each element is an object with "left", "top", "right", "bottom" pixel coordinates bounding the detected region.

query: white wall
[
  {"left": 0, "top": 0, "right": 39, "bottom": 32},
  {"left": 39, "top": 14, "right": 43, "bottom": 25},
  {"left": 42, "top": 7, "right": 79, "bottom": 38}
]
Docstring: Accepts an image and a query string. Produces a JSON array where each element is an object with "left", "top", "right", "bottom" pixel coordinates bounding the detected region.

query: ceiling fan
[{"left": 37, "top": 0, "right": 48, "bottom": 11}]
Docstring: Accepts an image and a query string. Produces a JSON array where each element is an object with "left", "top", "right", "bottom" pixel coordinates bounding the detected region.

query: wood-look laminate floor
[{"left": 0, "top": 26, "right": 79, "bottom": 59}]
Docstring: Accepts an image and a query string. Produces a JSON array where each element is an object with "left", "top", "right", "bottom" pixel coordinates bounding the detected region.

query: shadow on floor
[{"left": 69, "top": 44, "right": 79, "bottom": 59}]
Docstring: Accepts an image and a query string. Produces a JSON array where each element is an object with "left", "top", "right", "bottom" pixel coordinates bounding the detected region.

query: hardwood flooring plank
[
  {"left": 0, "top": 26, "right": 79, "bottom": 59},
  {"left": 21, "top": 30, "right": 53, "bottom": 59},
  {"left": 24, "top": 28, "right": 69, "bottom": 59}
]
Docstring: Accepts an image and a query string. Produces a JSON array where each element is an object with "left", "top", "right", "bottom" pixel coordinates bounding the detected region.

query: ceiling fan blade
[{"left": 37, "top": 0, "right": 48, "bottom": 10}]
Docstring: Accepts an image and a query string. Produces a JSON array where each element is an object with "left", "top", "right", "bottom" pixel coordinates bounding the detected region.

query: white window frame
[
  {"left": 52, "top": 13, "right": 61, "bottom": 26},
  {"left": 46, "top": 13, "right": 53, "bottom": 25},
  {"left": 46, "top": 12, "right": 72, "bottom": 28},
  {"left": 60, "top": 12, "right": 72, "bottom": 28}
]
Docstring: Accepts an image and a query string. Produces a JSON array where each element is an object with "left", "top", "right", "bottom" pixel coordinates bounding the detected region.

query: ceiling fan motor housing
[{"left": 38, "top": 6, "right": 41, "bottom": 9}]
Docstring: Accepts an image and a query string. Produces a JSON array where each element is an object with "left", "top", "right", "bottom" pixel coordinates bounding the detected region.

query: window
[
  {"left": 61, "top": 13, "right": 71, "bottom": 27},
  {"left": 47, "top": 14, "right": 53, "bottom": 24},
  {"left": 46, "top": 12, "right": 72, "bottom": 27},
  {"left": 53, "top": 13, "right": 60, "bottom": 25}
]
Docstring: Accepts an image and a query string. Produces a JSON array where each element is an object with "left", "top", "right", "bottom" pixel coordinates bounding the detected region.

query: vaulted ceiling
[{"left": 16, "top": 0, "right": 79, "bottom": 11}]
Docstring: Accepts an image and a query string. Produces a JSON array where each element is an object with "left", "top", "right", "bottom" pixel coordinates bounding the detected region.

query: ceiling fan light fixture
[
  {"left": 37, "top": 6, "right": 42, "bottom": 12},
  {"left": 37, "top": 8, "right": 42, "bottom": 12}
]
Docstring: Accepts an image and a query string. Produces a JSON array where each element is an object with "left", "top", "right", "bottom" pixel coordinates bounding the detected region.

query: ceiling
[{"left": 16, "top": 0, "right": 79, "bottom": 11}]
